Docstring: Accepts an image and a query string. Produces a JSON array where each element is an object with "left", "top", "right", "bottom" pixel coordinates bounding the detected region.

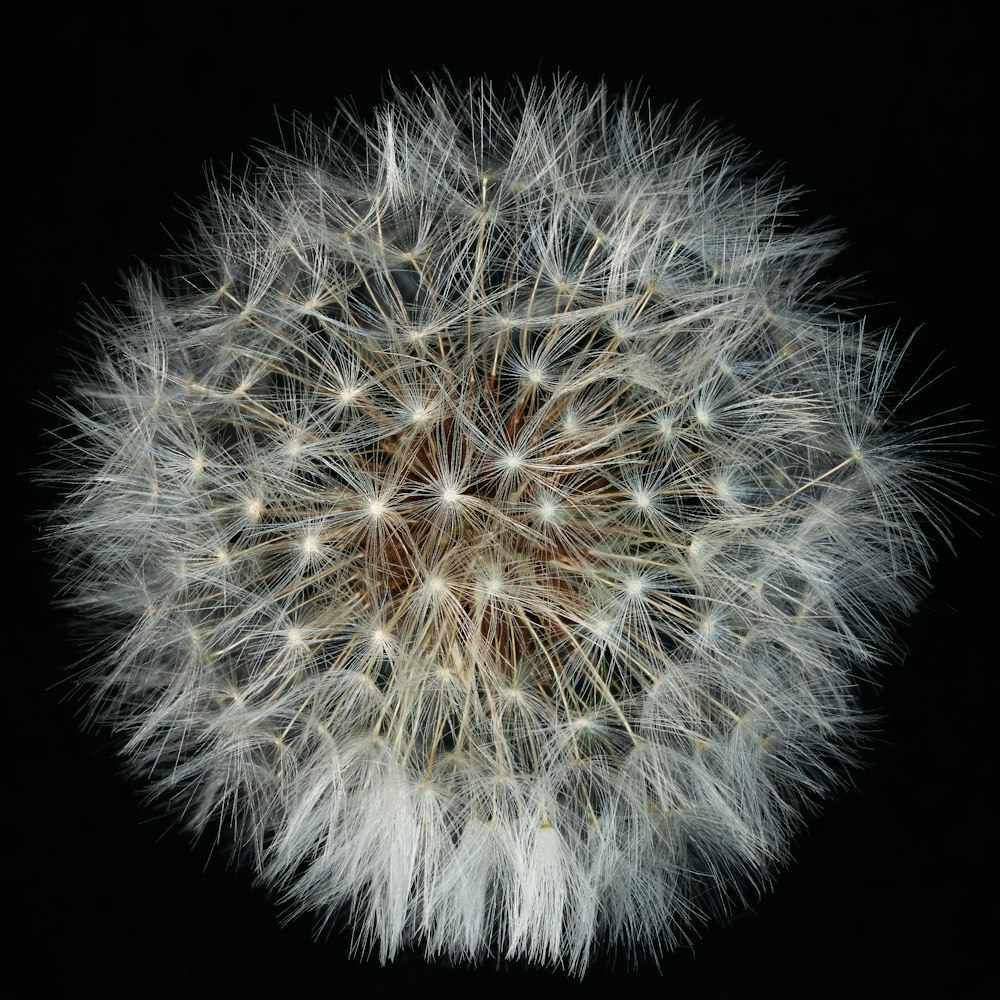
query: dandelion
[{"left": 46, "top": 76, "right": 961, "bottom": 972}]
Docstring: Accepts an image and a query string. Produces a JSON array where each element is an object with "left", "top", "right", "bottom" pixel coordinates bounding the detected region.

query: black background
[{"left": 12, "top": 7, "right": 994, "bottom": 997}]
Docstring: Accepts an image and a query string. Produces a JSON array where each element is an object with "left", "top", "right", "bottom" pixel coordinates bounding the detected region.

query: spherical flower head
[{"left": 47, "top": 77, "right": 956, "bottom": 972}]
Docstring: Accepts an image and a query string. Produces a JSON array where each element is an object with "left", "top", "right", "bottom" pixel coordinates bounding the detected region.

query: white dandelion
[{"left": 46, "top": 76, "right": 963, "bottom": 973}]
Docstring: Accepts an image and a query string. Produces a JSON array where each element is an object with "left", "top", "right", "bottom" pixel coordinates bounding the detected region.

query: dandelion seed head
[{"left": 44, "top": 75, "right": 965, "bottom": 974}]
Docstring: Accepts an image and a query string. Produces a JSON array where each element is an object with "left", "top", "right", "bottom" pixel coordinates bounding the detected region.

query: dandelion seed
[{"left": 500, "top": 450, "right": 524, "bottom": 472}]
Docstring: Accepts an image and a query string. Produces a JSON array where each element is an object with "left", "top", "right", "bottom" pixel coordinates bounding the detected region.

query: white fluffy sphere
[{"left": 48, "top": 77, "right": 950, "bottom": 972}]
